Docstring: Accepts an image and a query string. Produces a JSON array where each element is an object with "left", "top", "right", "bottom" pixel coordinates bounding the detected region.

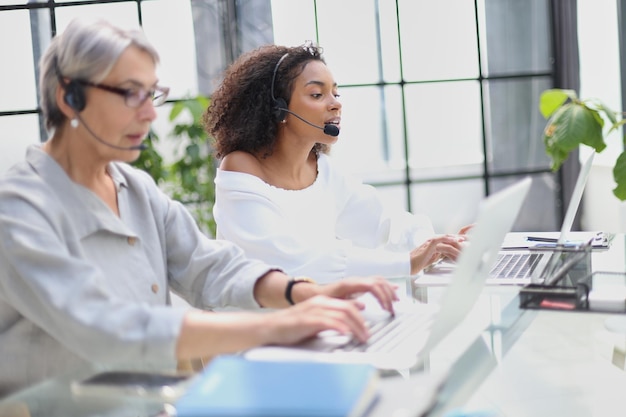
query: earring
[{"left": 70, "top": 118, "right": 78, "bottom": 128}]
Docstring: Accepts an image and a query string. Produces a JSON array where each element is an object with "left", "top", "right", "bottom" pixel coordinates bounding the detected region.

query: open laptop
[
  {"left": 245, "top": 177, "right": 532, "bottom": 371},
  {"left": 489, "top": 152, "right": 610, "bottom": 284},
  {"left": 417, "top": 153, "right": 611, "bottom": 285},
  {"left": 423, "top": 153, "right": 607, "bottom": 286}
]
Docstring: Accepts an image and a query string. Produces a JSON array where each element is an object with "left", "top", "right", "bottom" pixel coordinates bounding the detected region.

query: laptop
[
  {"left": 245, "top": 177, "right": 532, "bottom": 371},
  {"left": 424, "top": 153, "right": 607, "bottom": 286},
  {"left": 490, "top": 152, "right": 610, "bottom": 284}
]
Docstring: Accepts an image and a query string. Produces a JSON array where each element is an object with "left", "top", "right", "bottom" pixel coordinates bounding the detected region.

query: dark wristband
[{"left": 285, "top": 277, "right": 316, "bottom": 305}]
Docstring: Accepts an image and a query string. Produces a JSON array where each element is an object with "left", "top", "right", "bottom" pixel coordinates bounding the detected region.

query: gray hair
[{"left": 40, "top": 18, "right": 160, "bottom": 131}]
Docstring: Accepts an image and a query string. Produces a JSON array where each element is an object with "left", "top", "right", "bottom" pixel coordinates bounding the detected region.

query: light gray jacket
[{"left": 0, "top": 146, "right": 275, "bottom": 396}]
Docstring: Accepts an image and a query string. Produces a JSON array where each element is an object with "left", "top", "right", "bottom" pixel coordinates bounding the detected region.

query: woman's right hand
[
  {"left": 263, "top": 295, "right": 370, "bottom": 346},
  {"left": 409, "top": 234, "right": 467, "bottom": 275}
]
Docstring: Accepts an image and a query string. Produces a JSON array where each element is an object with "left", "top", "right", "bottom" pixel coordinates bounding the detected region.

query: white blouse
[{"left": 214, "top": 153, "right": 435, "bottom": 283}]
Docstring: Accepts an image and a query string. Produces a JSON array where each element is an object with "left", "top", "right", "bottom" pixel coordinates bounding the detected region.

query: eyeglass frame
[{"left": 76, "top": 80, "right": 170, "bottom": 108}]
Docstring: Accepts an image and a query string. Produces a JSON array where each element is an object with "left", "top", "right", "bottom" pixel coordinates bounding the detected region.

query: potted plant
[{"left": 540, "top": 89, "right": 626, "bottom": 199}]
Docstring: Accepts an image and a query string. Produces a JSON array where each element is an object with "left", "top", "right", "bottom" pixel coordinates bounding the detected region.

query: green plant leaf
[
  {"left": 539, "top": 89, "right": 626, "bottom": 202},
  {"left": 131, "top": 131, "right": 165, "bottom": 182},
  {"left": 579, "top": 109, "right": 607, "bottom": 151},
  {"left": 188, "top": 125, "right": 206, "bottom": 140},
  {"left": 186, "top": 143, "right": 200, "bottom": 161},
  {"left": 539, "top": 89, "right": 577, "bottom": 118},
  {"left": 588, "top": 107, "right": 606, "bottom": 130},
  {"left": 186, "top": 99, "right": 206, "bottom": 121},
  {"left": 543, "top": 102, "right": 606, "bottom": 170},
  {"left": 173, "top": 125, "right": 187, "bottom": 137},
  {"left": 613, "top": 151, "right": 626, "bottom": 200},
  {"left": 169, "top": 101, "right": 186, "bottom": 121},
  {"left": 596, "top": 101, "right": 618, "bottom": 124}
]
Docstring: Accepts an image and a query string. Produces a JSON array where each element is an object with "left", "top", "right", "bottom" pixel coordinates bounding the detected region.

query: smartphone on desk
[{"left": 71, "top": 370, "right": 192, "bottom": 399}]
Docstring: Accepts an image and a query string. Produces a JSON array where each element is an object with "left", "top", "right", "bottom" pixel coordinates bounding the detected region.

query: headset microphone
[
  {"left": 271, "top": 53, "right": 340, "bottom": 137},
  {"left": 276, "top": 107, "right": 340, "bottom": 137},
  {"left": 74, "top": 113, "right": 148, "bottom": 151}
]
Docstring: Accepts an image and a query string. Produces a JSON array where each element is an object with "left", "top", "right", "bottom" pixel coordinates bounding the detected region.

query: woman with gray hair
[{"left": 0, "top": 17, "right": 397, "bottom": 396}]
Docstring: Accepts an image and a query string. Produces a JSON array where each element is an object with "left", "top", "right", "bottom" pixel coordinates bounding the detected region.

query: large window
[
  {"left": 0, "top": 0, "right": 565, "bottom": 233},
  {"left": 0, "top": 0, "right": 199, "bottom": 174},
  {"left": 269, "top": 0, "right": 558, "bottom": 232}
]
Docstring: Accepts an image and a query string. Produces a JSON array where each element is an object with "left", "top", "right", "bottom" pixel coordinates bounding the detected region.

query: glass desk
[
  {"left": 2, "top": 234, "right": 626, "bottom": 417},
  {"left": 424, "top": 233, "right": 626, "bottom": 417}
]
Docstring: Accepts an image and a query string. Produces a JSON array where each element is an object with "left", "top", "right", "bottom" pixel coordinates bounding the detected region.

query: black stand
[{"left": 519, "top": 241, "right": 592, "bottom": 311}]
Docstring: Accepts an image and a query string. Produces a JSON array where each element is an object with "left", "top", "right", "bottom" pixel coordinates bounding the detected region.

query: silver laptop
[
  {"left": 422, "top": 154, "right": 599, "bottom": 286},
  {"left": 489, "top": 153, "right": 601, "bottom": 285},
  {"left": 245, "top": 178, "right": 532, "bottom": 371}
]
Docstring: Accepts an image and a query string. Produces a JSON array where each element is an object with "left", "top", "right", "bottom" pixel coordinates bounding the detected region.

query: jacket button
[
  {"left": 151, "top": 284, "right": 159, "bottom": 294},
  {"left": 127, "top": 236, "right": 137, "bottom": 246}
]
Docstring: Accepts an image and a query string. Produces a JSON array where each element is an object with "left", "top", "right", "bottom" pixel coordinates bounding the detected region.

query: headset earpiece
[
  {"left": 272, "top": 97, "right": 287, "bottom": 122},
  {"left": 63, "top": 80, "right": 86, "bottom": 112},
  {"left": 54, "top": 56, "right": 86, "bottom": 112}
]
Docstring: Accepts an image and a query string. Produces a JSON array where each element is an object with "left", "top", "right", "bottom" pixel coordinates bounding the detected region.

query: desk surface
[
  {"left": 428, "top": 233, "right": 626, "bottom": 417},
  {"left": 2, "top": 233, "right": 626, "bottom": 417}
]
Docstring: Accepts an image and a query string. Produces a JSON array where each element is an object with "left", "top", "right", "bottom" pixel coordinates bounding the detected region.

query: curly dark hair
[{"left": 204, "top": 43, "right": 331, "bottom": 159}]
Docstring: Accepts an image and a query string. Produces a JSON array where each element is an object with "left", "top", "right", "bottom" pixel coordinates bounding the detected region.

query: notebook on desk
[{"left": 246, "top": 178, "right": 532, "bottom": 372}]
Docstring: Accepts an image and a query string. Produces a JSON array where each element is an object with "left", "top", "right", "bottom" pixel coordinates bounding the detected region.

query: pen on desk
[
  {"left": 526, "top": 236, "right": 558, "bottom": 243},
  {"left": 528, "top": 233, "right": 606, "bottom": 244}
]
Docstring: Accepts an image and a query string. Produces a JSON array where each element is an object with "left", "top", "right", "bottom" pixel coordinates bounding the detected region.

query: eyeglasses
[{"left": 77, "top": 80, "right": 170, "bottom": 108}]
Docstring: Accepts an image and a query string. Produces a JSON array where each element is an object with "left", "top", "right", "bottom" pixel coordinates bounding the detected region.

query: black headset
[
  {"left": 54, "top": 57, "right": 87, "bottom": 112},
  {"left": 63, "top": 80, "right": 86, "bottom": 112},
  {"left": 271, "top": 53, "right": 290, "bottom": 123},
  {"left": 267, "top": 51, "right": 341, "bottom": 137}
]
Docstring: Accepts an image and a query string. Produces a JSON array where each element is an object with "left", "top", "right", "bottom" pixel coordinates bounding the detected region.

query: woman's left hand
[
  {"left": 317, "top": 276, "right": 399, "bottom": 315},
  {"left": 458, "top": 223, "right": 474, "bottom": 236}
]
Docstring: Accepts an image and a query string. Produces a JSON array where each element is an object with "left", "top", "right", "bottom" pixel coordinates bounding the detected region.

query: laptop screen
[{"left": 557, "top": 153, "right": 594, "bottom": 244}]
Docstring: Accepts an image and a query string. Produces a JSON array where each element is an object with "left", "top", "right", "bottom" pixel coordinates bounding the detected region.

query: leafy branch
[
  {"left": 540, "top": 89, "right": 626, "bottom": 199},
  {"left": 133, "top": 96, "right": 217, "bottom": 236}
]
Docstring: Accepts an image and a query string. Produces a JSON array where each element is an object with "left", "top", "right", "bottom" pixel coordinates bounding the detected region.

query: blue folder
[{"left": 174, "top": 355, "right": 380, "bottom": 417}]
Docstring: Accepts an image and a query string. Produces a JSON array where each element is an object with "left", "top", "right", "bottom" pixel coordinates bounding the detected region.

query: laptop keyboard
[
  {"left": 342, "top": 305, "right": 436, "bottom": 354},
  {"left": 491, "top": 253, "right": 543, "bottom": 280}
]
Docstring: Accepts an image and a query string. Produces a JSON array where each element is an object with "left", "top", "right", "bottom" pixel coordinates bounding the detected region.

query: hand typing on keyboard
[
  {"left": 358, "top": 292, "right": 395, "bottom": 323},
  {"left": 308, "top": 293, "right": 397, "bottom": 350},
  {"left": 308, "top": 295, "right": 397, "bottom": 352},
  {"left": 344, "top": 295, "right": 436, "bottom": 355}
]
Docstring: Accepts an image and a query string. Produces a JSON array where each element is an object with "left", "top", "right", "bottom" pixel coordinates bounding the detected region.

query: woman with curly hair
[{"left": 205, "top": 43, "right": 469, "bottom": 284}]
